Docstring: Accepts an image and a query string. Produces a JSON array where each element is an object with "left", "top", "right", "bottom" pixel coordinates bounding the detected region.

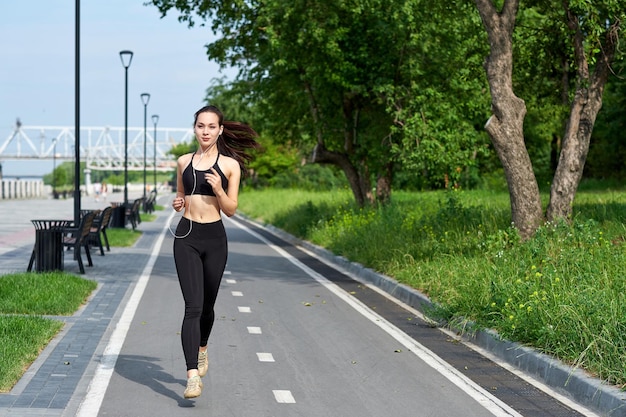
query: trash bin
[
  {"left": 28, "top": 220, "right": 72, "bottom": 272},
  {"left": 109, "top": 203, "right": 126, "bottom": 228}
]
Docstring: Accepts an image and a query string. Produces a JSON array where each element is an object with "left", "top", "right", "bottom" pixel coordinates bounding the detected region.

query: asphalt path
[
  {"left": 85, "top": 212, "right": 594, "bottom": 417},
  {"left": 0, "top": 193, "right": 609, "bottom": 416}
]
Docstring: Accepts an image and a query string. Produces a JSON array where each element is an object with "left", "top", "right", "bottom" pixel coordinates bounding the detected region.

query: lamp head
[
  {"left": 141, "top": 93, "right": 151, "bottom": 106},
  {"left": 152, "top": 114, "right": 159, "bottom": 125},
  {"left": 119, "top": 50, "right": 134, "bottom": 69}
]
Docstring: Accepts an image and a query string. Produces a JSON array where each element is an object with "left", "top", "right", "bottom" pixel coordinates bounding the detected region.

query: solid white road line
[
  {"left": 297, "top": 242, "right": 602, "bottom": 417},
  {"left": 228, "top": 217, "right": 523, "bottom": 417},
  {"left": 75, "top": 209, "right": 173, "bottom": 417}
]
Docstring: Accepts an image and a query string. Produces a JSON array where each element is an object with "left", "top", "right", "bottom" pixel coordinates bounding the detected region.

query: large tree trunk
[
  {"left": 304, "top": 78, "right": 373, "bottom": 207},
  {"left": 376, "top": 161, "right": 393, "bottom": 204},
  {"left": 546, "top": 6, "right": 618, "bottom": 220},
  {"left": 312, "top": 142, "right": 366, "bottom": 206},
  {"left": 475, "top": 0, "right": 543, "bottom": 239},
  {"left": 343, "top": 95, "right": 375, "bottom": 206}
]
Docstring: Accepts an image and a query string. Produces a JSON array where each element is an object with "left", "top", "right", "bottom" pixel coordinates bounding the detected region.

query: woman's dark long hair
[{"left": 194, "top": 105, "right": 261, "bottom": 175}]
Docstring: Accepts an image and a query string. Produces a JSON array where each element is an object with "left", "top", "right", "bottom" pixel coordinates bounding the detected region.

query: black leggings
[{"left": 173, "top": 217, "right": 228, "bottom": 371}]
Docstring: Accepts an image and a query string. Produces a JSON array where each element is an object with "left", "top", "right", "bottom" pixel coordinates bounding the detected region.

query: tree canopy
[{"left": 150, "top": 0, "right": 626, "bottom": 236}]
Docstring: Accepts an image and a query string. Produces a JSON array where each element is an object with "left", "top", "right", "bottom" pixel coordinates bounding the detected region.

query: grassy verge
[
  {"left": 0, "top": 205, "right": 159, "bottom": 391},
  {"left": 0, "top": 272, "right": 97, "bottom": 391},
  {"left": 106, "top": 228, "right": 142, "bottom": 247},
  {"left": 0, "top": 316, "right": 63, "bottom": 392},
  {"left": 238, "top": 187, "right": 626, "bottom": 388},
  {"left": 140, "top": 212, "right": 157, "bottom": 223},
  {"left": 104, "top": 208, "right": 162, "bottom": 247}
]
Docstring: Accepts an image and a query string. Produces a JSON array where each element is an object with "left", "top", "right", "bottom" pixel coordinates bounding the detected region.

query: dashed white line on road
[
  {"left": 247, "top": 326, "right": 262, "bottom": 334},
  {"left": 238, "top": 306, "right": 251, "bottom": 313},
  {"left": 273, "top": 390, "right": 296, "bottom": 404},
  {"left": 229, "top": 216, "right": 524, "bottom": 417},
  {"left": 226, "top": 279, "right": 237, "bottom": 284},
  {"left": 256, "top": 352, "right": 275, "bottom": 362},
  {"left": 231, "top": 291, "right": 243, "bottom": 297}
]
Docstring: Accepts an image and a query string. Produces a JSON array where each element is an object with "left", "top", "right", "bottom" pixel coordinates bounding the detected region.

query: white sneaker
[
  {"left": 184, "top": 375, "right": 203, "bottom": 398},
  {"left": 198, "top": 350, "right": 209, "bottom": 377}
]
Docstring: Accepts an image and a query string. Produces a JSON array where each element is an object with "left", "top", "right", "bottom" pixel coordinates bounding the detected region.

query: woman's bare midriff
[{"left": 182, "top": 194, "right": 222, "bottom": 223}]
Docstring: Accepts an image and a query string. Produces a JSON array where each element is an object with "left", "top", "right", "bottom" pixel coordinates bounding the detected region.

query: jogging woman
[{"left": 171, "top": 105, "right": 260, "bottom": 398}]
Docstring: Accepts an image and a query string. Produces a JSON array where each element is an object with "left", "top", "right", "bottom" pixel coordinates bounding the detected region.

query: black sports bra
[{"left": 182, "top": 153, "right": 229, "bottom": 197}]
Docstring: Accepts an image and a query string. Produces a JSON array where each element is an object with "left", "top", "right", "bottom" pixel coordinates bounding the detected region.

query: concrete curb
[{"left": 246, "top": 217, "right": 626, "bottom": 417}]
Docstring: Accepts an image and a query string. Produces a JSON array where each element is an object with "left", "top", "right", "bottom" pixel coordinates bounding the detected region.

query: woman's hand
[
  {"left": 172, "top": 196, "right": 185, "bottom": 212},
  {"left": 204, "top": 168, "right": 223, "bottom": 195}
]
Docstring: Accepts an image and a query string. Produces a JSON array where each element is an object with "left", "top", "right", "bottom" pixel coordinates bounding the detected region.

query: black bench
[
  {"left": 62, "top": 210, "right": 97, "bottom": 274},
  {"left": 124, "top": 198, "right": 143, "bottom": 230},
  {"left": 89, "top": 206, "right": 113, "bottom": 255}
]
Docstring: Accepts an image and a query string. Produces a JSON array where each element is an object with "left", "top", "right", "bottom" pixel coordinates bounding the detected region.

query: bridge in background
[{"left": 0, "top": 124, "right": 194, "bottom": 171}]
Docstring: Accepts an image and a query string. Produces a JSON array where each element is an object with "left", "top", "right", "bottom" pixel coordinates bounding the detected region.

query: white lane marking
[
  {"left": 273, "top": 390, "right": 296, "bottom": 404},
  {"left": 76, "top": 208, "right": 173, "bottom": 417},
  {"left": 238, "top": 306, "right": 251, "bottom": 313},
  {"left": 257, "top": 352, "right": 275, "bottom": 362},
  {"left": 224, "top": 270, "right": 232, "bottom": 274},
  {"left": 247, "top": 326, "right": 262, "bottom": 334},
  {"left": 314, "top": 257, "right": 603, "bottom": 417},
  {"left": 231, "top": 291, "right": 243, "bottom": 297},
  {"left": 226, "top": 279, "right": 237, "bottom": 284},
  {"left": 229, "top": 218, "right": 522, "bottom": 417}
]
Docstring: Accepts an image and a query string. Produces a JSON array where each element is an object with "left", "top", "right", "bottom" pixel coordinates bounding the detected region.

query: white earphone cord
[{"left": 168, "top": 151, "right": 206, "bottom": 239}]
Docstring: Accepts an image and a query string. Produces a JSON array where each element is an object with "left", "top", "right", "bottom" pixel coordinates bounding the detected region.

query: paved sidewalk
[{"left": 0, "top": 191, "right": 173, "bottom": 417}]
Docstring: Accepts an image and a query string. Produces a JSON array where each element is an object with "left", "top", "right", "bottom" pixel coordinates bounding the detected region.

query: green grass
[
  {"left": 0, "top": 272, "right": 97, "bottom": 391},
  {"left": 0, "top": 272, "right": 97, "bottom": 315},
  {"left": 0, "top": 206, "right": 158, "bottom": 391},
  {"left": 0, "top": 316, "right": 63, "bottom": 392},
  {"left": 239, "top": 186, "right": 626, "bottom": 388},
  {"left": 140, "top": 212, "right": 156, "bottom": 223},
  {"left": 106, "top": 228, "right": 142, "bottom": 247},
  {"left": 104, "top": 209, "right": 160, "bottom": 247}
]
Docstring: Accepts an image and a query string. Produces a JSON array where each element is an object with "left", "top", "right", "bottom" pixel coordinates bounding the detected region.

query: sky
[{"left": 0, "top": 1, "right": 235, "bottom": 177}]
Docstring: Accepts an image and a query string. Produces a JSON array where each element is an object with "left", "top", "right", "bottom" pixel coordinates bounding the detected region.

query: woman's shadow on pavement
[{"left": 114, "top": 354, "right": 196, "bottom": 408}]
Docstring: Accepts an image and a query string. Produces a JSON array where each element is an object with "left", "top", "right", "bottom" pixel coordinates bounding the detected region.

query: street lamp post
[
  {"left": 119, "top": 50, "right": 133, "bottom": 205},
  {"left": 52, "top": 138, "right": 58, "bottom": 198},
  {"left": 140, "top": 93, "right": 150, "bottom": 203},
  {"left": 152, "top": 114, "right": 159, "bottom": 191}
]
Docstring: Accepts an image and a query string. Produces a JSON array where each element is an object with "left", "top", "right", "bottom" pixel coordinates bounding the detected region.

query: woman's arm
[
  {"left": 172, "top": 155, "right": 187, "bottom": 212},
  {"left": 213, "top": 158, "right": 240, "bottom": 217}
]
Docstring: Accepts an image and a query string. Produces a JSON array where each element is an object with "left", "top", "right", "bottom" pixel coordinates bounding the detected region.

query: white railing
[
  {"left": 1, "top": 179, "right": 45, "bottom": 200},
  {"left": 0, "top": 124, "right": 194, "bottom": 171}
]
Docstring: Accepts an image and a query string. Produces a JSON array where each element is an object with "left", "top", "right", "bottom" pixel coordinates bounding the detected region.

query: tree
[
  {"left": 382, "top": 1, "right": 493, "bottom": 190},
  {"left": 586, "top": 59, "right": 626, "bottom": 180},
  {"left": 150, "top": 0, "right": 408, "bottom": 206},
  {"left": 545, "top": 1, "right": 622, "bottom": 221},
  {"left": 474, "top": 0, "right": 543, "bottom": 239},
  {"left": 474, "top": 0, "right": 624, "bottom": 238}
]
